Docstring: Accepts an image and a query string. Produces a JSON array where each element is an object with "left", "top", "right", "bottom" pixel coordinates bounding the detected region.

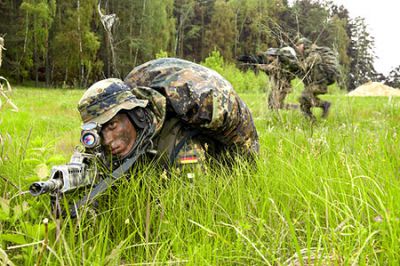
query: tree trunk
[{"left": 33, "top": 13, "right": 39, "bottom": 87}]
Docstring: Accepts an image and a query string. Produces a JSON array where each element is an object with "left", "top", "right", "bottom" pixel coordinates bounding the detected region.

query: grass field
[{"left": 1, "top": 86, "right": 400, "bottom": 265}]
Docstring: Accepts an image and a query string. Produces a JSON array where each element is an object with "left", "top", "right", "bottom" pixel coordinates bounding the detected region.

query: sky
[
  {"left": 332, "top": 0, "right": 400, "bottom": 75},
  {"left": 290, "top": 0, "right": 400, "bottom": 76}
]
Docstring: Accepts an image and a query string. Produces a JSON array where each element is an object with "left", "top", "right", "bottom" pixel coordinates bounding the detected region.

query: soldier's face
[{"left": 101, "top": 113, "right": 137, "bottom": 158}]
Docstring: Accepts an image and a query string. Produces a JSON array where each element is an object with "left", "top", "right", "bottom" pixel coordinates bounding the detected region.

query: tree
[
  {"left": 19, "top": 0, "right": 55, "bottom": 86},
  {"left": 325, "top": 4, "right": 351, "bottom": 89},
  {"left": 347, "top": 16, "right": 377, "bottom": 91},
  {"left": 204, "top": 0, "right": 236, "bottom": 60},
  {"left": 384, "top": 66, "right": 400, "bottom": 88},
  {"left": 103, "top": 0, "right": 175, "bottom": 75},
  {"left": 173, "top": 0, "right": 197, "bottom": 59},
  {"left": 290, "top": 0, "right": 330, "bottom": 44},
  {"left": 52, "top": 0, "right": 101, "bottom": 87}
]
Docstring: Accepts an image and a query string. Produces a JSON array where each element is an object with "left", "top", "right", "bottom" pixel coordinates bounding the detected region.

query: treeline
[{"left": 0, "top": 0, "right": 387, "bottom": 90}]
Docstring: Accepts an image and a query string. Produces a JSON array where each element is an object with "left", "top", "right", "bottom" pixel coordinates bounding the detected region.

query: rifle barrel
[{"left": 29, "top": 178, "right": 63, "bottom": 196}]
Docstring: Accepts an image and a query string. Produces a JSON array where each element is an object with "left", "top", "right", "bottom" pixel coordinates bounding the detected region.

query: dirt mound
[{"left": 348, "top": 81, "right": 400, "bottom": 96}]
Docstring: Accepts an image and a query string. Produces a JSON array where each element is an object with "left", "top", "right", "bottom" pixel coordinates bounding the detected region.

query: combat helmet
[
  {"left": 78, "top": 78, "right": 148, "bottom": 125},
  {"left": 278, "top": 46, "right": 297, "bottom": 59},
  {"left": 266, "top": 48, "right": 279, "bottom": 56}
]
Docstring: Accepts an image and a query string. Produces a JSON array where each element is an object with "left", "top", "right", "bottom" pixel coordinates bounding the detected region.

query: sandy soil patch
[{"left": 348, "top": 81, "right": 400, "bottom": 96}]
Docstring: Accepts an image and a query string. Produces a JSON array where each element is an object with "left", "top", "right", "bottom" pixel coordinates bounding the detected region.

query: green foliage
[
  {"left": 0, "top": 0, "right": 359, "bottom": 86},
  {"left": 347, "top": 17, "right": 377, "bottom": 90},
  {"left": 204, "top": 0, "right": 236, "bottom": 60},
  {"left": 201, "top": 49, "right": 224, "bottom": 73},
  {"left": 2, "top": 87, "right": 400, "bottom": 264},
  {"left": 52, "top": 0, "right": 100, "bottom": 86},
  {"left": 113, "top": 0, "right": 176, "bottom": 73},
  {"left": 155, "top": 49, "right": 169, "bottom": 59}
]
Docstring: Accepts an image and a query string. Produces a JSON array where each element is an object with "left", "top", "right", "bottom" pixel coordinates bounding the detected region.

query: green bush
[{"left": 155, "top": 49, "right": 168, "bottom": 59}]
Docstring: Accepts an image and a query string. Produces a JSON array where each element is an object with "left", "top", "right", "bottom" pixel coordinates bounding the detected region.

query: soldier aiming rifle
[
  {"left": 29, "top": 58, "right": 260, "bottom": 217},
  {"left": 237, "top": 46, "right": 300, "bottom": 110}
]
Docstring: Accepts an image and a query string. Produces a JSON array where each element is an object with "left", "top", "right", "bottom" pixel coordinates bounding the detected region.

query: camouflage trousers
[
  {"left": 299, "top": 84, "right": 330, "bottom": 120},
  {"left": 267, "top": 79, "right": 298, "bottom": 110}
]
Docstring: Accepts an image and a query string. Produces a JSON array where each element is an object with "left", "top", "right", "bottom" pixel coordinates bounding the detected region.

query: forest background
[
  {"left": 1, "top": 0, "right": 398, "bottom": 92},
  {"left": 1, "top": 1, "right": 400, "bottom": 264}
]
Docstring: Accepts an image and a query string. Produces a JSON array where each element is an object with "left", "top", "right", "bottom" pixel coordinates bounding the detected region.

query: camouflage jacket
[
  {"left": 258, "top": 57, "right": 295, "bottom": 83},
  {"left": 299, "top": 44, "right": 339, "bottom": 86},
  {"left": 124, "top": 58, "right": 259, "bottom": 162},
  {"left": 258, "top": 48, "right": 300, "bottom": 81}
]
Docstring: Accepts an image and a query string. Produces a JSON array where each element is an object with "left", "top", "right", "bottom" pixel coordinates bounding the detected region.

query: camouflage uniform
[
  {"left": 258, "top": 47, "right": 299, "bottom": 109},
  {"left": 79, "top": 58, "right": 259, "bottom": 173},
  {"left": 124, "top": 58, "right": 259, "bottom": 164},
  {"left": 297, "top": 40, "right": 338, "bottom": 120}
]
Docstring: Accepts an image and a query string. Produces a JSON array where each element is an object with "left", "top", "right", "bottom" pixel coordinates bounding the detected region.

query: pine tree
[
  {"left": 52, "top": 0, "right": 101, "bottom": 87},
  {"left": 19, "top": 0, "right": 55, "bottom": 86},
  {"left": 347, "top": 16, "right": 377, "bottom": 91},
  {"left": 204, "top": 0, "right": 236, "bottom": 60}
]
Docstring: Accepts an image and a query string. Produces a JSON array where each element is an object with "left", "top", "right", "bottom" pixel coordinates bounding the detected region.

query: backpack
[{"left": 311, "top": 46, "right": 340, "bottom": 85}]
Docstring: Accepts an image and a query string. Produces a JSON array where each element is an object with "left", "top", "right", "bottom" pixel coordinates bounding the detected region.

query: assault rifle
[
  {"left": 28, "top": 122, "right": 146, "bottom": 218},
  {"left": 29, "top": 151, "right": 99, "bottom": 197},
  {"left": 237, "top": 48, "right": 300, "bottom": 77},
  {"left": 29, "top": 122, "right": 102, "bottom": 198}
]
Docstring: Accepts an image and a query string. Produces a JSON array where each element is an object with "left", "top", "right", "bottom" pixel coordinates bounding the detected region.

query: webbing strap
[
  {"left": 169, "top": 129, "right": 199, "bottom": 164},
  {"left": 69, "top": 150, "right": 144, "bottom": 218}
]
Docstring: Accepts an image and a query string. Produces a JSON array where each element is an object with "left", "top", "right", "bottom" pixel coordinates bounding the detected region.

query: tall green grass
[{"left": 1, "top": 87, "right": 400, "bottom": 265}]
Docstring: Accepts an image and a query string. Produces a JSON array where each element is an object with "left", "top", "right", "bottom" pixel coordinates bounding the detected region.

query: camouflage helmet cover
[
  {"left": 78, "top": 78, "right": 148, "bottom": 125},
  {"left": 266, "top": 48, "right": 279, "bottom": 56},
  {"left": 278, "top": 46, "right": 297, "bottom": 59}
]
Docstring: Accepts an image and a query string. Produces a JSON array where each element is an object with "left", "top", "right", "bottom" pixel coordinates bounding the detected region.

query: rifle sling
[
  {"left": 69, "top": 151, "right": 143, "bottom": 218},
  {"left": 69, "top": 125, "right": 199, "bottom": 218}
]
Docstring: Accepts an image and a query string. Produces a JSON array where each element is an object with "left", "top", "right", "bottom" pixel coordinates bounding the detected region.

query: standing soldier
[
  {"left": 295, "top": 37, "right": 339, "bottom": 121},
  {"left": 237, "top": 46, "right": 300, "bottom": 110},
  {"left": 257, "top": 47, "right": 300, "bottom": 109}
]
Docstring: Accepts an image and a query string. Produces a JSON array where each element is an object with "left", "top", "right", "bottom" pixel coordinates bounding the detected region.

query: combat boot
[
  {"left": 321, "top": 102, "right": 331, "bottom": 118},
  {"left": 303, "top": 110, "right": 316, "bottom": 122},
  {"left": 299, "top": 95, "right": 316, "bottom": 121}
]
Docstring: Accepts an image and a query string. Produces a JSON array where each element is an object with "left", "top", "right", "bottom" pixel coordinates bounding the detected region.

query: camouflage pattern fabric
[
  {"left": 301, "top": 45, "right": 339, "bottom": 86},
  {"left": 258, "top": 47, "right": 300, "bottom": 109},
  {"left": 124, "top": 58, "right": 259, "bottom": 158},
  {"left": 78, "top": 78, "right": 148, "bottom": 125},
  {"left": 171, "top": 130, "right": 207, "bottom": 178}
]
